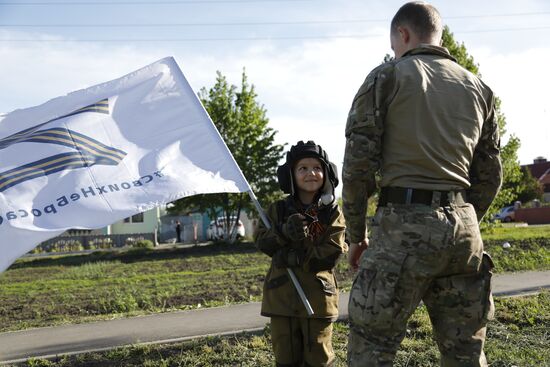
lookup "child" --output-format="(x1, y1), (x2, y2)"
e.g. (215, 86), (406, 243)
(255, 140), (347, 367)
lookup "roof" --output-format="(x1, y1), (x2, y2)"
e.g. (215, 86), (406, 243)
(524, 161), (550, 180)
(540, 169), (550, 185)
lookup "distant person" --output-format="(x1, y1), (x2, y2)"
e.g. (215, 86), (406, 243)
(342, 2), (502, 366)
(175, 220), (182, 243)
(255, 141), (347, 366)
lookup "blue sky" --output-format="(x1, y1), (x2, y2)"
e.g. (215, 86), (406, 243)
(1, 0), (549, 188)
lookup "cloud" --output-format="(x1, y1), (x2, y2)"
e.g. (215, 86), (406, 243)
(474, 46), (550, 163)
(2, 26), (548, 186)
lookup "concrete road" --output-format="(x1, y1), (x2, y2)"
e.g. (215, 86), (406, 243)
(0, 270), (549, 365)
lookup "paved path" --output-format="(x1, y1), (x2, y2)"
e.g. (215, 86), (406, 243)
(1, 270), (549, 365)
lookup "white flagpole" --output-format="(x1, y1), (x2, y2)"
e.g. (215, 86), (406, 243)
(247, 189), (314, 317)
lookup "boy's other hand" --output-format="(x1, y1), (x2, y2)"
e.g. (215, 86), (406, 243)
(282, 213), (308, 241)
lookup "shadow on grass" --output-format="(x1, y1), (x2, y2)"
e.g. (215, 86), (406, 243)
(10, 241), (259, 270)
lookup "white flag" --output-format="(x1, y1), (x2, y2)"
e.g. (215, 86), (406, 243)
(0, 57), (251, 272)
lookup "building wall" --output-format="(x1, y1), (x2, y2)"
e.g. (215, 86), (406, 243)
(110, 207), (160, 235)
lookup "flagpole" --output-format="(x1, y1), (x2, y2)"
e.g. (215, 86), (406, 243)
(247, 190), (314, 317)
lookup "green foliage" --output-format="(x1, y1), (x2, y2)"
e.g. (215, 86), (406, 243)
(482, 224), (550, 241)
(484, 238), (550, 273)
(516, 167), (544, 203)
(2, 236), (548, 333)
(20, 293), (550, 366)
(169, 70), (285, 233)
(441, 26), (479, 75)
(132, 240), (154, 249)
(441, 27), (524, 222)
(32, 239), (83, 254)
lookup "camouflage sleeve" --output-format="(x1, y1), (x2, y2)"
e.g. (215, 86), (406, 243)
(467, 94), (502, 221)
(342, 63), (395, 243)
(302, 205), (347, 272)
(253, 201), (289, 257)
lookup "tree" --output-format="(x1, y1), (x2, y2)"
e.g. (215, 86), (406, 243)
(516, 167), (544, 203)
(169, 70), (285, 240)
(441, 26), (524, 222)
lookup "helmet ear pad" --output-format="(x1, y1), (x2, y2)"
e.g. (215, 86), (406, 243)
(277, 161), (293, 194)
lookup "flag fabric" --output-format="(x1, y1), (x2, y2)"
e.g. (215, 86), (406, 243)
(0, 57), (251, 273)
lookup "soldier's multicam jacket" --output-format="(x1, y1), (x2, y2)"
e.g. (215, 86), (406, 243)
(255, 197), (347, 320)
(343, 45), (502, 243)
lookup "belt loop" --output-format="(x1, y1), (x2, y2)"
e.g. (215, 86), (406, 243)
(448, 191), (455, 206)
(431, 191), (441, 208)
(405, 188), (413, 205)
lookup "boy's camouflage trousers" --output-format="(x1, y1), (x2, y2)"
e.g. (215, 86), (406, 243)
(348, 203), (494, 367)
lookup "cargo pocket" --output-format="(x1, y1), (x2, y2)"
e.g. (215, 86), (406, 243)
(480, 252), (495, 323)
(348, 250), (408, 332)
(316, 273), (337, 296)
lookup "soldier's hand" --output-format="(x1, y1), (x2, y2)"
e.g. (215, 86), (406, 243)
(282, 213), (308, 241)
(348, 239), (369, 271)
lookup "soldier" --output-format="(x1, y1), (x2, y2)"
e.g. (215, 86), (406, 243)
(255, 141), (347, 367)
(342, 2), (502, 366)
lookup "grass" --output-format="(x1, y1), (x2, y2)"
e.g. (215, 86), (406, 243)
(481, 223), (550, 241)
(14, 292), (550, 367)
(1, 236), (549, 333)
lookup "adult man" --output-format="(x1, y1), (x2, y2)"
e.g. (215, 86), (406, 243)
(342, 2), (502, 366)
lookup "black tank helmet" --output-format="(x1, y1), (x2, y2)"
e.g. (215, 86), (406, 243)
(277, 140), (339, 205)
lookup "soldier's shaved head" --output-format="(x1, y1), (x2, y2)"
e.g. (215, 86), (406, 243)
(391, 1), (442, 44)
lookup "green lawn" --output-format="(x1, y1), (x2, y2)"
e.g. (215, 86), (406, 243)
(0, 236), (548, 333)
(482, 223), (550, 241)
(19, 292), (550, 367)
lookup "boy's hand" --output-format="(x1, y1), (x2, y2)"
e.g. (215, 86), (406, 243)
(282, 213), (308, 241)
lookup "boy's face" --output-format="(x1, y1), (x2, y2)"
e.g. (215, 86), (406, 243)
(293, 157), (324, 195)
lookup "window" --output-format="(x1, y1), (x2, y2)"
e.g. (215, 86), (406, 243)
(124, 212), (144, 223)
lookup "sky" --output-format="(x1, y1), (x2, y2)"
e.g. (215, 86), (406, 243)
(1, 0), (549, 197)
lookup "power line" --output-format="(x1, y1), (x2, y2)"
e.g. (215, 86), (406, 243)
(1, 11), (550, 27)
(0, 0), (310, 4)
(1, 26), (549, 42)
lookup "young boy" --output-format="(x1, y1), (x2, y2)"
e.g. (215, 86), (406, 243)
(255, 140), (347, 367)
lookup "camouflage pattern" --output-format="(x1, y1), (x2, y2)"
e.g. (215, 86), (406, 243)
(342, 45), (502, 243)
(343, 45), (501, 366)
(271, 316), (335, 367)
(348, 203), (494, 366)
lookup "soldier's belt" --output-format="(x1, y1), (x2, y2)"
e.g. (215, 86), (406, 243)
(379, 187), (466, 207)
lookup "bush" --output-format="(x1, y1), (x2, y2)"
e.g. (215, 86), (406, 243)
(132, 240), (154, 249)
(86, 237), (114, 250)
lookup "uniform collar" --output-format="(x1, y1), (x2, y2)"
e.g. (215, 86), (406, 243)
(402, 44), (457, 62)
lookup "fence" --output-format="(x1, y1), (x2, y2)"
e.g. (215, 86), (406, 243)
(515, 207), (550, 225)
(33, 233), (156, 254)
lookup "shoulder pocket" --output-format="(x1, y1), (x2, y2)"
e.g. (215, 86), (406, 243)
(347, 76), (378, 135)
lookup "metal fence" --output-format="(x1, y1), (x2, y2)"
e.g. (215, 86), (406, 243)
(34, 233), (156, 254)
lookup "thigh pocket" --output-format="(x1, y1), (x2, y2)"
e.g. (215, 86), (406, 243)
(348, 251), (408, 331)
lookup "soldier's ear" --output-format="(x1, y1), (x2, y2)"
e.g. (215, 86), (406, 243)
(397, 26), (410, 44)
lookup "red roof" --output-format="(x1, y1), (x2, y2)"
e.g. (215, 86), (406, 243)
(524, 161), (550, 180)
(540, 169), (550, 185)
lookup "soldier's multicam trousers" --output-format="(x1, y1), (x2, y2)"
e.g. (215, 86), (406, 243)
(271, 316), (335, 367)
(348, 202), (494, 367)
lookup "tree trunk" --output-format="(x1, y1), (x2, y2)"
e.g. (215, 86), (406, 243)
(229, 195), (244, 244)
